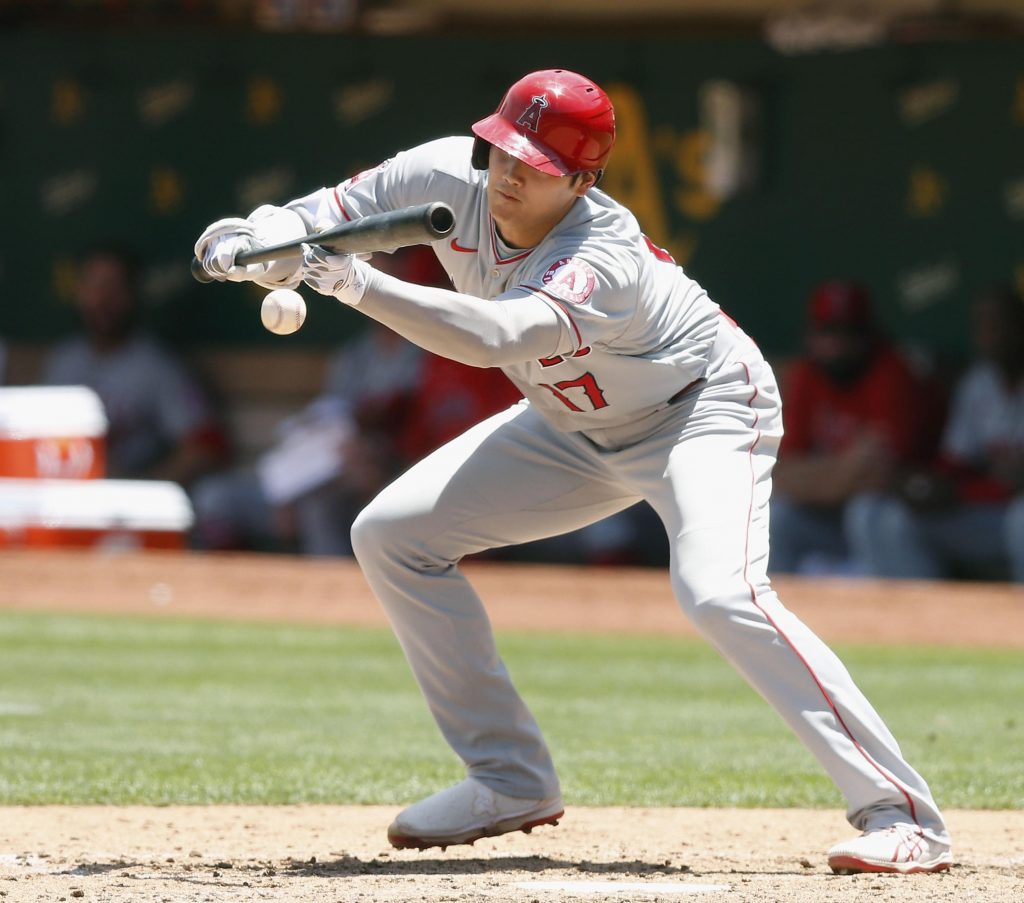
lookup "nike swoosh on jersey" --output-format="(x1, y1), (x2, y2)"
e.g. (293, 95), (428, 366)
(450, 237), (478, 253)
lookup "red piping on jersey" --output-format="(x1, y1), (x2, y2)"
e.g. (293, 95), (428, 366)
(450, 237), (478, 253)
(488, 217), (533, 264)
(535, 289), (583, 348)
(332, 187), (353, 222)
(737, 361), (922, 829)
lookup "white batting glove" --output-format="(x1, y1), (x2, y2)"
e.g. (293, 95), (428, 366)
(301, 243), (370, 306)
(248, 205), (309, 289)
(193, 217), (261, 282)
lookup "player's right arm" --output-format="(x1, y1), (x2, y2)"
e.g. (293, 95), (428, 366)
(193, 139), (461, 286)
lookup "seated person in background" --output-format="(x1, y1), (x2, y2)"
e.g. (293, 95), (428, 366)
(267, 320), (424, 556)
(193, 247), (521, 556)
(769, 281), (936, 575)
(398, 351), (523, 465)
(44, 246), (228, 487)
(851, 287), (1024, 581)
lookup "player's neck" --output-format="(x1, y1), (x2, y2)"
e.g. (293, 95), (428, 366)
(493, 200), (577, 250)
(492, 221), (534, 252)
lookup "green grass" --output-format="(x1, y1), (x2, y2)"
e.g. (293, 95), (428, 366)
(0, 611), (1019, 808)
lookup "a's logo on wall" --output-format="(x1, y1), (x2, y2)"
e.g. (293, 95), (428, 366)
(516, 94), (549, 133)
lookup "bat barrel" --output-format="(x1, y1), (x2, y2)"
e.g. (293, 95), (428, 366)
(426, 201), (455, 236)
(190, 202), (455, 283)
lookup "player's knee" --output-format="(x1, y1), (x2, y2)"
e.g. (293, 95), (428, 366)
(350, 503), (393, 568)
(350, 499), (446, 572)
(670, 569), (734, 628)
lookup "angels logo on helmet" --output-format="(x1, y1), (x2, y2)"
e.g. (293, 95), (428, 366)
(516, 95), (549, 133)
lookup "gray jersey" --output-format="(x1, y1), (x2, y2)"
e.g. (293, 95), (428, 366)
(292, 137), (723, 435)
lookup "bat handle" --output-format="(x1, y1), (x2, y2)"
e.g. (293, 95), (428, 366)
(190, 256), (215, 284)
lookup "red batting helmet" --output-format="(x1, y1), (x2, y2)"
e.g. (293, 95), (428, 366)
(471, 69), (616, 178)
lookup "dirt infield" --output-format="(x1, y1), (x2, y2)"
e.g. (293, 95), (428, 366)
(1, 549), (1022, 901)
(1, 806), (1021, 902)
(2, 548), (1023, 646)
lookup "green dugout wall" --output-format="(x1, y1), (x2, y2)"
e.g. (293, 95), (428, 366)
(1, 29), (1022, 358)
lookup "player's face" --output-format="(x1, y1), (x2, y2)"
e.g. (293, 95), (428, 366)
(486, 146), (595, 249)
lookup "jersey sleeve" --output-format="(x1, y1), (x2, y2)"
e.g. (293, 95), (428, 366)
(330, 137), (470, 223)
(279, 137), (472, 239)
(501, 253), (637, 357)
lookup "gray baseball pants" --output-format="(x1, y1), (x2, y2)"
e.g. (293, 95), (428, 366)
(350, 355), (950, 843)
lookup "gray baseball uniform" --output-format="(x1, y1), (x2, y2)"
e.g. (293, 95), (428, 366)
(283, 137), (949, 844)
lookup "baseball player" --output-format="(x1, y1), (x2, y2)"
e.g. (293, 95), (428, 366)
(195, 69), (951, 874)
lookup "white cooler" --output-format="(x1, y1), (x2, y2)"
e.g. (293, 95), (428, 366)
(0, 478), (193, 550)
(0, 386), (107, 479)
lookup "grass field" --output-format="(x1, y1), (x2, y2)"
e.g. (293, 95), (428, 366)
(0, 611), (1020, 809)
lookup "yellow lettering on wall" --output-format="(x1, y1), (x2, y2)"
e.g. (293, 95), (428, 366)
(248, 77), (282, 125)
(597, 86), (704, 266)
(907, 165), (947, 217)
(151, 167), (184, 214)
(668, 232), (699, 268)
(601, 83), (670, 244)
(53, 258), (77, 304)
(52, 79), (83, 125)
(675, 130), (721, 221)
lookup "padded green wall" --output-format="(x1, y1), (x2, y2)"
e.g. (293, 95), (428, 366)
(1, 29), (1021, 357)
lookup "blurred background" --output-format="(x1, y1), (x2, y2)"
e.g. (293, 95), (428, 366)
(1, 0), (1023, 577)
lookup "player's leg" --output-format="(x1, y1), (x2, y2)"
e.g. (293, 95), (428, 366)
(612, 366), (950, 872)
(350, 402), (637, 846)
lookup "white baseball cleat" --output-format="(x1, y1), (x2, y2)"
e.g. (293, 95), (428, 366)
(387, 777), (564, 850)
(827, 823), (952, 874)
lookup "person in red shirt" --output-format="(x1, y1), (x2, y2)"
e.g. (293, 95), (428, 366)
(398, 353), (522, 463)
(769, 282), (936, 574)
(851, 286), (1024, 580)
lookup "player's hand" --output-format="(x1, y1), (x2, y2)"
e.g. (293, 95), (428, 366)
(194, 217), (262, 283)
(247, 205), (308, 289)
(301, 242), (370, 306)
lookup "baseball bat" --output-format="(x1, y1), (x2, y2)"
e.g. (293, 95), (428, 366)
(190, 201), (456, 284)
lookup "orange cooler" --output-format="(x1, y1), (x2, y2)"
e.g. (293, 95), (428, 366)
(0, 386), (107, 479)
(0, 478), (193, 550)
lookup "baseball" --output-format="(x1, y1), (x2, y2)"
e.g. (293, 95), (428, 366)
(260, 289), (307, 336)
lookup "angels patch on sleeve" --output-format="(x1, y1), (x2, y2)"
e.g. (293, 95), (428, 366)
(541, 257), (597, 305)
